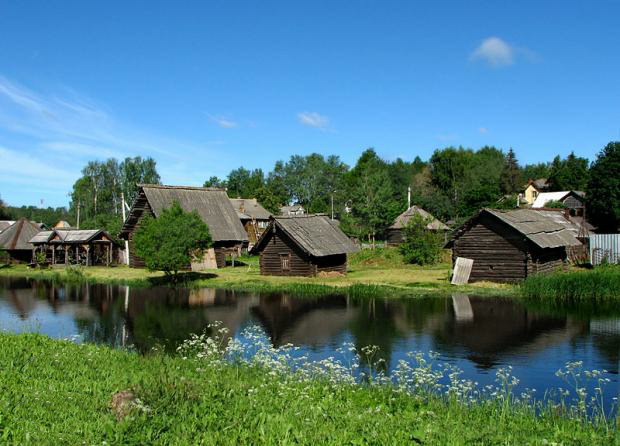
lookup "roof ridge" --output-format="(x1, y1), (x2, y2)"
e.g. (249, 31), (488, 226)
(139, 184), (226, 192)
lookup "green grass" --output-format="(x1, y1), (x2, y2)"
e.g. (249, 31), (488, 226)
(0, 332), (616, 445)
(0, 249), (516, 298)
(521, 265), (620, 304)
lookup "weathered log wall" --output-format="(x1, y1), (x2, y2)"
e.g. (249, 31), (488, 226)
(259, 229), (314, 276)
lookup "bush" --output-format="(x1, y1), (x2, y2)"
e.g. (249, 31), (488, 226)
(133, 201), (213, 282)
(399, 214), (443, 265)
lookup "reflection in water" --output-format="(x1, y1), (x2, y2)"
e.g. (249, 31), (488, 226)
(1, 277), (619, 403)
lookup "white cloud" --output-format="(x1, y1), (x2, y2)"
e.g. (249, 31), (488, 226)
(206, 113), (238, 128)
(297, 111), (329, 130)
(437, 133), (458, 142)
(479, 127), (489, 134)
(470, 37), (514, 67)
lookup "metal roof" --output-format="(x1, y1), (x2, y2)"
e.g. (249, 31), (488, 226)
(389, 206), (449, 230)
(254, 214), (359, 257)
(229, 198), (271, 220)
(140, 185), (248, 242)
(0, 218), (41, 250)
(484, 209), (582, 249)
(532, 191), (584, 208)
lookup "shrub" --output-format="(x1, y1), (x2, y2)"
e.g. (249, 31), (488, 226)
(399, 214), (443, 265)
(133, 201), (213, 282)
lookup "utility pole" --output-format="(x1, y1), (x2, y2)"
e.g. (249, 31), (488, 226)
(76, 199), (81, 229)
(331, 193), (334, 220)
(121, 192), (130, 265)
(407, 186), (411, 209)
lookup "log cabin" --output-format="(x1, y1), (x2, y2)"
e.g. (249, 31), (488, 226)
(0, 218), (42, 263)
(251, 214), (359, 277)
(229, 198), (271, 249)
(119, 185), (248, 269)
(385, 205), (449, 246)
(446, 209), (582, 283)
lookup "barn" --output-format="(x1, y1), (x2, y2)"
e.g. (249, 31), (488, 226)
(119, 185), (248, 269)
(251, 214), (359, 277)
(0, 218), (42, 263)
(386, 205), (449, 246)
(446, 209), (581, 283)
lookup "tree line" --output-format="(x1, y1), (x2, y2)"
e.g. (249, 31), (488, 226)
(3, 141), (618, 236)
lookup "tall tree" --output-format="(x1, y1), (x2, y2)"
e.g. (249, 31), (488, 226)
(501, 148), (520, 194)
(547, 152), (590, 191)
(586, 142), (620, 232)
(203, 176), (227, 189)
(0, 195), (9, 220)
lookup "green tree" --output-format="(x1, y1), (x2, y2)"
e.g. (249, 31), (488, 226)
(548, 152), (589, 191)
(133, 202), (213, 282)
(0, 196), (11, 219)
(254, 186), (281, 215)
(586, 142), (620, 232)
(501, 148), (520, 194)
(520, 162), (551, 185)
(544, 200), (567, 209)
(203, 176), (227, 189)
(399, 214), (443, 265)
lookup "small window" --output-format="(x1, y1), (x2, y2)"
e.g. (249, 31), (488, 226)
(280, 254), (291, 271)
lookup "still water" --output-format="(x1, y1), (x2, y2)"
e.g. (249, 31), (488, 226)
(1, 277), (619, 405)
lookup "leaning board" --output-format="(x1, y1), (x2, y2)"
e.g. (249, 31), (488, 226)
(451, 257), (474, 285)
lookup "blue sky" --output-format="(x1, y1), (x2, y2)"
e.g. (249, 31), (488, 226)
(1, 1), (619, 208)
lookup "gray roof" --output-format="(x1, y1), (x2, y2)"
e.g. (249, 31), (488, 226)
(0, 221), (15, 233)
(29, 230), (55, 244)
(483, 209), (581, 249)
(0, 218), (41, 250)
(229, 198), (271, 220)
(280, 205), (305, 215)
(532, 210), (591, 238)
(389, 206), (449, 230)
(256, 214), (359, 257)
(140, 185), (248, 242)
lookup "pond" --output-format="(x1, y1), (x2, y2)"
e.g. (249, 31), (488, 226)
(1, 276), (619, 409)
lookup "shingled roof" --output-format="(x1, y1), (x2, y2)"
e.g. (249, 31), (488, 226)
(229, 198), (271, 220)
(0, 218), (41, 251)
(389, 206), (449, 230)
(135, 185), (247, 242)
(449, 209), (581, 250)
(0, 221), (16, 233)
(254, 214), (359, 257)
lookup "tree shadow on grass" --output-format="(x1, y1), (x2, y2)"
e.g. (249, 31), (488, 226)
(146, 272), (219, 287)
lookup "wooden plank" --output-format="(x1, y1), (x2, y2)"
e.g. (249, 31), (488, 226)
(452, 294), (474, 322)
(451, 257), (474, 285)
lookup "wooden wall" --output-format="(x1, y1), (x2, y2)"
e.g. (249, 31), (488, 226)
(315, 254), (347, 274)
(259, 229), (314, 276)
(385, 229), (404, 246)
(124, 190), (156, 268)
(528, 247), (566, 275)
(452, 214), (528, 283)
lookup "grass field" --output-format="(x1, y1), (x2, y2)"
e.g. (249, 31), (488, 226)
(0, 248), (514, 297)
(0, 332), (616, 445)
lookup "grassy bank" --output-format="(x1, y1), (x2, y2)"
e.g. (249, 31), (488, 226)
(0, 249), (515, 297)
(521, 265), (620, 304)
(0, 332), (616, 445)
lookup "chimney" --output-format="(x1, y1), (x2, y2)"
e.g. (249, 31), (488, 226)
(407, 186), (411, 209)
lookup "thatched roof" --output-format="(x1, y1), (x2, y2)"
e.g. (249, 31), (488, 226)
(254, 214), (359, 257)
(138, 185), (247, 242)
(389, 206), (449, 230)
(0, 218), (41, 250)
(229, 198), (271, 220)
(448, 209), (581, 250)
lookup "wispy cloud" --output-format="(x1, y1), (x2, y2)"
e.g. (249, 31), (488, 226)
(479, 127), (489, 134)
(0, 76), (226, 206)
(297, 111), (329, 130)
(206, 113), (238, 129)
(470, 37), (514, 67)
(437, 132), (458, 142)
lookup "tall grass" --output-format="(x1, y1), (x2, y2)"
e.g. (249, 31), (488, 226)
(521, 266), (620, 302)
(0, 329), (616, 444)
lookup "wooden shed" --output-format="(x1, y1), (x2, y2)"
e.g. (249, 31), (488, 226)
(251, 214), (359, 277)
(119, 185), (248, 269)
(386, 205), (449, 246)
(30, 229), (122, 266)
(446, 209), (582, 283)
(229, 198), (271, 248)
(0, 218), (42, 263)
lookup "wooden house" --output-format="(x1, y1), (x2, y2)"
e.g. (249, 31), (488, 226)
(523, 178), (550, 205)
(54, 220), (72, 229)
(119, 185), (248, 269)
(229, 198), (271, 248)
(30, 229), (122, 266)
(386, 206), (449, 246)
(251, 214), (359, 277)
(446, 209), (581, 283)
(280, 205), (305, 216)
(532, 191), (585, 216)
(0, 218), (41, 263)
